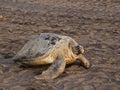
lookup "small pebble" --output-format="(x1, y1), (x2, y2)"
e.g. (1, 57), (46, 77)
(0, 15), (3, 19)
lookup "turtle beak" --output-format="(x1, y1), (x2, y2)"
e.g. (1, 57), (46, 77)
(79, 45), (84, 54)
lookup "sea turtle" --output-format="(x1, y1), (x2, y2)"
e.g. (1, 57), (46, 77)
(12, 33), (91, 79)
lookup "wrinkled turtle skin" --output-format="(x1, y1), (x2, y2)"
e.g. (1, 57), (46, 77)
(12, 33), (91, 80)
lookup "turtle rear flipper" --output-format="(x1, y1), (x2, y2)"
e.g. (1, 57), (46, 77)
(35, 54), (66, 80)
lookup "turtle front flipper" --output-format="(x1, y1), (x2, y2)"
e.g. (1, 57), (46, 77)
(35, 54), (66, 80)
(77, 54), (91, 69)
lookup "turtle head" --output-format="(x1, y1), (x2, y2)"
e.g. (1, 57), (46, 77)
(72, 45), (84, 55)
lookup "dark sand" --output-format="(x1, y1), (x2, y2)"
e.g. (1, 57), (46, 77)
(0, 0), (120, 90)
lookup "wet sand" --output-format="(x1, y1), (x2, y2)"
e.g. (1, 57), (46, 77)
(0, 0), (120, 90)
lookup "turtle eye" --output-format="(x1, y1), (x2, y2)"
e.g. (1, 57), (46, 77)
(72, 45), (81, 55)
(75, 45), (80, 49)
(71, 45), (84, 55)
